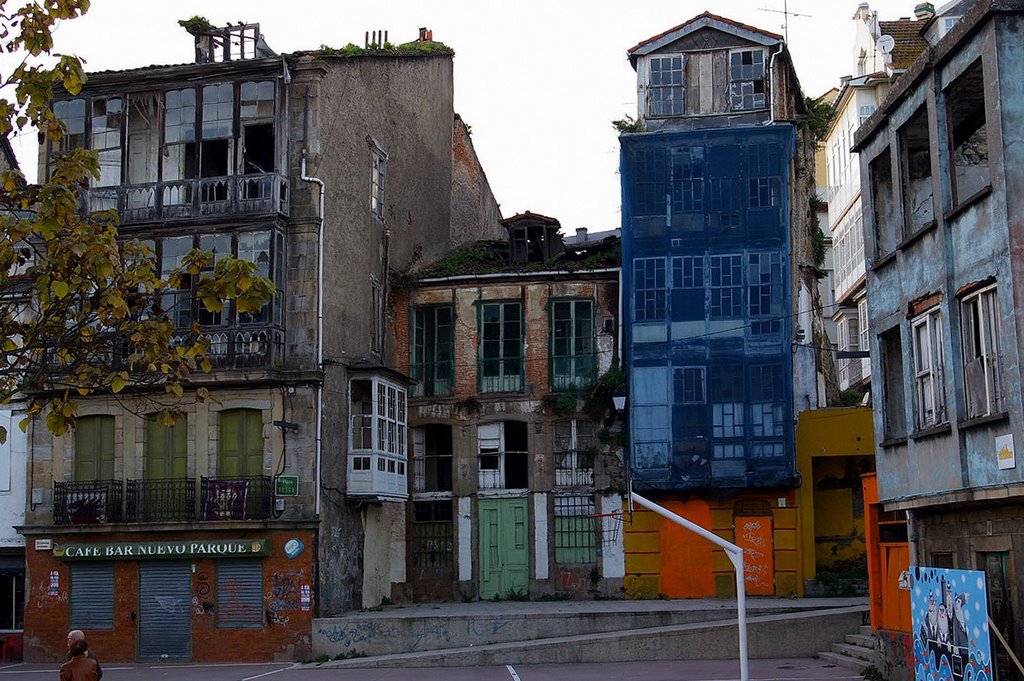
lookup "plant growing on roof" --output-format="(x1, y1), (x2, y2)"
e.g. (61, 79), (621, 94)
(178, 15), (216, 34)
(612, 115), (644, 133)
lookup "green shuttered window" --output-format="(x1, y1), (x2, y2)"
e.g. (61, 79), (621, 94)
(218, 409), (263, 477)
(74, 416), (114, 481)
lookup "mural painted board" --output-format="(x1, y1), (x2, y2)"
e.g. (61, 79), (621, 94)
(912, 566), (993, 681)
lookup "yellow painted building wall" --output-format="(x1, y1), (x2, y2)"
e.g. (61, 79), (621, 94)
(795, 407), (875, 582)
(622, 492), (802, 598)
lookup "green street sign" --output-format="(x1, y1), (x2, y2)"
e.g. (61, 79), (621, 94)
(275, 475), (299, 497)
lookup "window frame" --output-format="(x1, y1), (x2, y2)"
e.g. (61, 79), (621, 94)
(349, 376), (408, 458)
(646, 54), (686, 118)
(729, 48), (767, 112)
(411, 305), (455, 397)
(553, 495), (597, 565)
(370, 140), (388, 221)
(880, 327), (907, 440)
(945, 59), (991, 208)
(910, 307), (946, 429)
(632, 257), (667, 323)
(553, 419), (596, 487)
(897, 106), (935, 236)
(549, 298), (596, 393)
(478, 300), (524, 393)
(960, 285), (1003, 419)
(477, 421), (529, 490)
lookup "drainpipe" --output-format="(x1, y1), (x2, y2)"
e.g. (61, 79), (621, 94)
(906, 509), (917, 566)
(764, 44), (779, 127)
(301, 149), (325, 516)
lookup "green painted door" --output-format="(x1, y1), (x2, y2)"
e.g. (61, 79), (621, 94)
(145, 416), (187, 479)
(74, 416), (114, 481)
(218, 409), (263, 477)
(478, 498), (529, 599)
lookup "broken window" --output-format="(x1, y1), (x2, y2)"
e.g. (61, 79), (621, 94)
(90, 98), (122, 187)
(370, 141), (387, 221)
(961, 286), (1003, 418)
(126, 94), (160, 190)
(870, 148), (897, 257)
(159, 236), (193, 328)
(633, 257), (666, 322)
(730, 49), (766, 111)
(880, 327), (907, 439)
(163, 88), (197, 189)
(197, 234), (232, 327)
(631, 365), (671, 470)
(412, 425), (453, 493)
(711, 364), (744, 447)
(370, 277), (384, 354)
(553, 496), (596, 565)
(200, 83), (234, 182)
(477, 421), (528, 490)
(748, 177), (778, 208)
(412, 500), (453, 569)
(947, 60), (990, 205)
(749, 362), (784, 458)
(550, 299), (595, 392)
(899, 107), (934, 233)
(554, 420), (595, 487)
(237, 231), (271, 325)
(709, 254), (742, 319)
(648, 55), (685, 117)
(411, 305), (454, 397)
(479, 301), (523, 393)
(911, 307), (945, 429)
(240, 80), (275, 175)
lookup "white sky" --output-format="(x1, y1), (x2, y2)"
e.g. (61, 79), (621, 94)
(10, 0), (924, 232)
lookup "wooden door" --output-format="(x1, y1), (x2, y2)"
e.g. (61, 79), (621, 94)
(478, 498), (529, 599)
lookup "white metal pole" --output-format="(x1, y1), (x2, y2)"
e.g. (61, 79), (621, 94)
(630, 492), (749, 681)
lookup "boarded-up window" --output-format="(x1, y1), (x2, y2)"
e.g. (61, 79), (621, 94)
(216, 559), (262, 628)
(70, 562), (114, 630)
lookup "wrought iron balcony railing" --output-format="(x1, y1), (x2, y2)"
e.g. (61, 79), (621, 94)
(53, 480), (124, 524)
(125, 478), (197, 523)
(86, 173), (289, 225)
(200, 476), (273, 521)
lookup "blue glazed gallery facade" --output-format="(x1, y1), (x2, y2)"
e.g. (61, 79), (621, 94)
(621, 125), (798, 491)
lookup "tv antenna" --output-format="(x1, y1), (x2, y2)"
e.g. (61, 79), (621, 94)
(758, 0), (813, 44)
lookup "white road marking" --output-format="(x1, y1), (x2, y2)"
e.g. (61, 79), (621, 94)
(242, 666), (294, 681)
(506, 663), (522, 681)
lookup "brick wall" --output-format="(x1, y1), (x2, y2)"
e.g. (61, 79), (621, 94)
(24, 528), (314, 663)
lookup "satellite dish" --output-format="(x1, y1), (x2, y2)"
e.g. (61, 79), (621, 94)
(877, 35), (895, 54)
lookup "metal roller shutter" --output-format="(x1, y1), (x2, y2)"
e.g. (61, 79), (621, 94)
(216, 559), (263, 628)
(69, 562), (114, 630)
(138, 562), (191, 660)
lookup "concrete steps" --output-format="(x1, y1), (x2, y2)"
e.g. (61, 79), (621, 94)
(816, 624), (876, 673)
(312, 603), (869, 668)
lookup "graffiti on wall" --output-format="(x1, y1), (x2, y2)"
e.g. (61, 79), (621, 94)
(735, 517), (774, 595)
(193, 570), (213, 615)
(912, 567), (992, 681)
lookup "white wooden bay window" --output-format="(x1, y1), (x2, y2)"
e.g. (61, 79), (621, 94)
(348, 375), (408, 499)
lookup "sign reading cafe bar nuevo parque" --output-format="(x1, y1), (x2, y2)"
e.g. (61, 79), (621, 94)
(53, 538), (271, 560)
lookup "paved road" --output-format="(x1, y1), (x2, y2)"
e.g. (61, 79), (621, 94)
(0, 658), (862, 680)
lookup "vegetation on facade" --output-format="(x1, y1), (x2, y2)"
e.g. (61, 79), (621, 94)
(0, 0), (275, 438)
(177, 15), (216, 34)
(612, 115), (644, 133)
(317, 40), (454, 58)
(801, 94), (837, 145)
(407, 238), (620, 281)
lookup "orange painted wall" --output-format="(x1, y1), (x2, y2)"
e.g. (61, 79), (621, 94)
(659, 500), (715, 598)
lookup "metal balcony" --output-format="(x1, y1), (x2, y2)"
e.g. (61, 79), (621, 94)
(125, 478), (197, 523)
(86, 173), (288, 225)
(53, 480), (124, 524)
(200, 476), (273, 520)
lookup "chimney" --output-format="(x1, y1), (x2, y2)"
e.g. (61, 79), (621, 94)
(914, 2), (936, 20)
(576, 227), (588, 241)
(418, 26), (433, 42)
